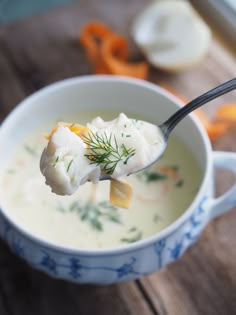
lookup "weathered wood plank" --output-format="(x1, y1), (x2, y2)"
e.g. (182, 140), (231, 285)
(0, 239), (154, 315)
(1, 1), (235, 116)
(0, 283), (11, 315)
(0, 48), (25, 120)
(139, 208), (236, 315)
(0, 0), (149, 98)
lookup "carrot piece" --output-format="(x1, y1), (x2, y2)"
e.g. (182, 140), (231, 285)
(214, 103), (236, 122)
(207, 122), (229, 141)
(44, 122), (89, 140)
(80, 22), (149, 79)
(101, 35), (148, 79)
(102, 34), (128, 61)
(189, 109), (230, 140)
(69, 124), (90, 137)
(94, 60), (111, 74)
(80, 22), (114, 62)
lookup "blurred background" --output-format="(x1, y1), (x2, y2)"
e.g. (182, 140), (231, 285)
(0, 0), (71, 24)
(0, 0), (235, 49)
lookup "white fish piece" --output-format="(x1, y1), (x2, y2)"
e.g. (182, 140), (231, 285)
(40, 126), (100, 195)
(40, 113), (165, 197)
(87, 113), (164, 178)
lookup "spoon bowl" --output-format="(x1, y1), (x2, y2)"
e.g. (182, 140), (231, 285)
(100, 77), (236, 180)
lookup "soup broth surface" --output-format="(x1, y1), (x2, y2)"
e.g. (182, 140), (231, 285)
(1, 111), (202, 249)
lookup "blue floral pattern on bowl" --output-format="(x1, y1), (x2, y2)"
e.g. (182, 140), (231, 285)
(0, 196), (209, 284)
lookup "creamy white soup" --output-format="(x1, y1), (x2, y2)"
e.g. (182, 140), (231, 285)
(1, 111), (202, 249)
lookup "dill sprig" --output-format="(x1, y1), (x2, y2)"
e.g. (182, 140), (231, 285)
(24, 144), (37, 156)
(68, 200), (122, 231)
(137, 169), (168, 182)
(67, 159), (74, 172)
(82, 131), (136, 175)
(121, 227), (143, 243)
(52, 156), (59, 167)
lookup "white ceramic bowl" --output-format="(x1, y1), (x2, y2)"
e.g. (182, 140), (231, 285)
(0, 76), (235, 284)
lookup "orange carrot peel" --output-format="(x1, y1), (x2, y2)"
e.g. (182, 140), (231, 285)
(80, 22), (149, 79)
(160, 84), (234, 141)
(44, 122), (89, 140)
(214, 103), (236, 122)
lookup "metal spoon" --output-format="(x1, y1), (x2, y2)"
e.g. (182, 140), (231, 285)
(100, 78), (236, 180)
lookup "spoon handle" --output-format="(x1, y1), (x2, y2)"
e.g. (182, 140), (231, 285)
(160, 78), (236, 139)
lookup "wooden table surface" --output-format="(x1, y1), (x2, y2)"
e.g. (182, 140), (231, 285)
(0, 1), (236, 314)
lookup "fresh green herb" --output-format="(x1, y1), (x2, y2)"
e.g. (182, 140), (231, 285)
(52, 156), (59, 167)
(24, 144), (37, 156)
(83, 132), (136, 175)
(61, 200), (122, 232)
(118, 143), (134, 165)
(153, 214), (162, 223)
(98, 201), (117, 210)
(90, 218), (103, 231)
(121, 229), (143, 243)
(96, 201), (122, 224)
(104, 213), (121, 224)
(57, 202), (66, 213)
(137, 170), (168, 183)
(146, 172), (167, 182)
(69, 201), (79, 212)
(175, 179), (184, 187)
(128, 226), (138, 232)
(7, 169), (15, 174)
(67, 159), (73, 172)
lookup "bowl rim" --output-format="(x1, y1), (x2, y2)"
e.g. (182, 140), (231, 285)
(0, 75), (212, 256)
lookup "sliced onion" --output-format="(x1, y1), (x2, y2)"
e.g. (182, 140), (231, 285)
(131, 0), (212, 72)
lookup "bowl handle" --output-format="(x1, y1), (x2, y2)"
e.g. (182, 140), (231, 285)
(207, 151), (236, 220)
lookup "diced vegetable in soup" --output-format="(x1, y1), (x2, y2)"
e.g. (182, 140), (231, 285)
(1, 112), (202, 249)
